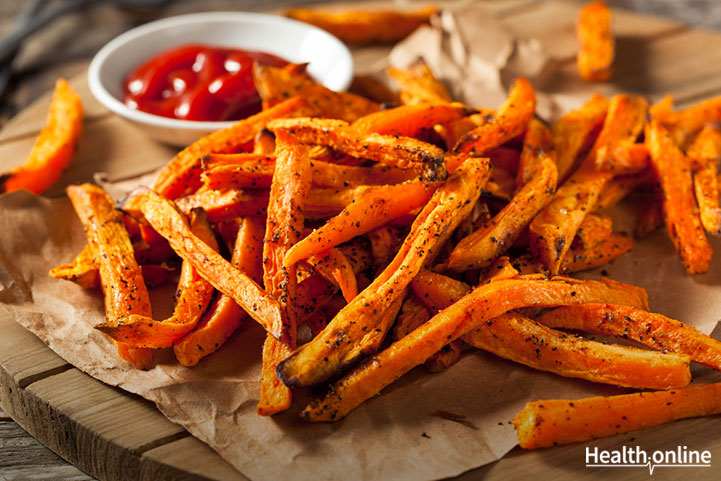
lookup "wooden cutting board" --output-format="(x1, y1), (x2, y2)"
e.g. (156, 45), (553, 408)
(2, 1), (721, 480)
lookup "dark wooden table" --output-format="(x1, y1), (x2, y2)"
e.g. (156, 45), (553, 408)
(1, 0), (720, 479)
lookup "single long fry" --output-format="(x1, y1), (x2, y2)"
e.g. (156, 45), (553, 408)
(1, 79), (83, 194)
(687, 124), (721, 235)
(67, 184), (153, 369)
(96, 209), (219, 348)
(594, 141), (649, 175)
(645, 119), (712, 274)
(351, 103), (471, 138)
(152, 97), (315, 199)
(464, 312), (689, 390)
(120, 189), (283, 338)
(593, 170), (650, 211)
(301, 277), (648, 421)
(455, 78), (536, 154)
(410, 270), (470, 313)
(530, 94), (647, 275)
(277, 157), (490, 388)
(259, 130), (313, 416)
(268, 117), (447, 180)
(576, 1), (614, 81)
(552, 93), (608, 182)
(285, 6), (437, 45)
(49, 243), (99, 289)
(387, 59), (452, 105)
(447, 144), (557, 271)
(202, 153), (415, 190)
(514, 383), (721, 449)
(538, 303), (721, 371)
(284, 179), (439, 267)
(174, 216), (265, 367)
(253, 63), (378, 122)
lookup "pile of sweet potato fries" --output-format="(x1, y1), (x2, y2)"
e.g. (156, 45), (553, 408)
(43, 5), (721, 451)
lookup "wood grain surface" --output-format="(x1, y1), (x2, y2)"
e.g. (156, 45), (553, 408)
(1, 1), (721, 480)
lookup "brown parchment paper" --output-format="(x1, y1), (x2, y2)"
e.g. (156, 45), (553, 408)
(2, 4), (721, 481)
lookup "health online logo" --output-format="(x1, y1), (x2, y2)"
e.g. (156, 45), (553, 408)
(586, 446), (711, 475)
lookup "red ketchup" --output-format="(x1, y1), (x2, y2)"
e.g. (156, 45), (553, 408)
(123, 44), (289, 121)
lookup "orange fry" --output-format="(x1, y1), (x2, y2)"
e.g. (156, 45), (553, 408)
(594, 141), (649, 175)
(561, 231), (632, 273)
(285, 5), (437, 45)
(305, 247), (358, 302)
(514, 383), (721, 448)
(645, 119), (712, 274)
(259, 130), (313, 415)
(465, 312), (689, 390)
(284, 179), (439, 267)
(351, 103), (471, 138)
(538, 303), (721, 371)
(1, 78), (83, 194)
(517, 118), (555, 187)
(49, 243), (99, 289)
(67, 184), (153, 369)
(455, 77), (536, 154)
(268, 117), (447, 180)
(687, 124), (721, 235)
(576, 1), (614, 81)
(253, 63), (379, 122)
(387, 59), (452, 105)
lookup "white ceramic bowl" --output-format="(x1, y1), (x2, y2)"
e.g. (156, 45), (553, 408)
(88, 12), (353, 146)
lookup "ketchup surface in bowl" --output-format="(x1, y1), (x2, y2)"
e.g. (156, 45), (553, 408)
(123, 44), (289, 121)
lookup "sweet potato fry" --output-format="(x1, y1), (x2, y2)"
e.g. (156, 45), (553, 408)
(277, 157), (490, 388)
(152, 97), (315, 199)
(202, 153), (416, 190)
(410, 270), (470, 314)
(465, 312), (689, 390)
(305, 247), (358, 302)
(479, 256), (520, 284)
(258, 130), (313, 415)
(517, 118), (555, 187)
(284, 179), (439, 267)
(576, 1), (614, 81)
(301, 277), (648, 421)
(387, 59), (452, 105)
(1, 79), (82, 194)
(687, 124), (721, 235)
(174, 216), (265, 367)
(392, 293), (430, 341)
(49, 243), (99, 288)
(530, 94), (647, 275)
(285, 5), (437, 45)
(96, 209), (219, 348)
(367, 226), (405, 271)
(514, 383), (721, 448)
(268, 117), (447, 180)
(594, 141), (649, 175)
(351, 103), (471, 138)
(120, 189), (283, 338)
(176, 188), (269, 222)
(572, 213), (612, 250)
(645, 119), (712, 274)
(66, 184), (153, 369)
(253, 63), (379, 122)
(552, 93), (608, 182)
(455, 78), (536, 154)
(483, 165), (517, 200)
(538, 303), (721, 371)
(447, 145), (557, 271)
(349, 75), (400, 105)
(561, 232), (632, 273)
